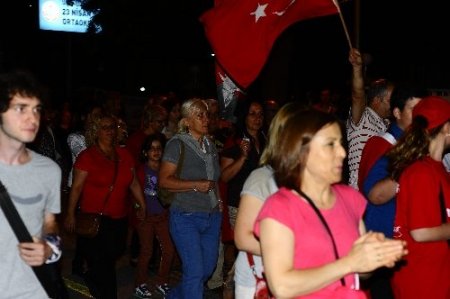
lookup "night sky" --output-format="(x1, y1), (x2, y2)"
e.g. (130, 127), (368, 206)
(1, 0), (449, 105)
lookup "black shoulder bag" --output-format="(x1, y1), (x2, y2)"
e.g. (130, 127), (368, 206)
(298, 190), (346, 286)
(298, 190), (366, 298)
(0, 180), (68, 299)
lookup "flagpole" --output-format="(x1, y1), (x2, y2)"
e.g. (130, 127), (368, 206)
(332, 0), (353, 50)
(354, 0), (360, 49)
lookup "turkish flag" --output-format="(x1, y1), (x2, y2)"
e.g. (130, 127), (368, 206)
(200, 0), (339, 89)
(215, 63), (245, 122)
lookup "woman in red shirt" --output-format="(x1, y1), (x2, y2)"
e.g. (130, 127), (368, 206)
(65, 112), (146, 299)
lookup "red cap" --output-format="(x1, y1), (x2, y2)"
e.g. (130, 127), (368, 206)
(412, 96), (450, 130)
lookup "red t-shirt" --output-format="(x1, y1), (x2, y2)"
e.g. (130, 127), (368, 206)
(392, 157), (450, 299)
(75, 146), (135, 218)
(357, 135), (392, 190)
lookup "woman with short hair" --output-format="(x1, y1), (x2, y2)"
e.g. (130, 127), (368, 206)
(65, 113), (146, 299)
(159, 98), (222, 299)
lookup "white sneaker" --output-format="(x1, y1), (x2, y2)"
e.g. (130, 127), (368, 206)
(156, 283), (171, 296)
(134, 284), (152, 298)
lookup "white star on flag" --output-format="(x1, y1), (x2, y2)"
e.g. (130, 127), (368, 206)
(250, 3), (268, 23)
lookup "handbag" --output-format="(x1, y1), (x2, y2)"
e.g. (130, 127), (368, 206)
(74, 212), (102, 238)
(247, 252), (271, 299)
(0, 181), (68, 299)
(75, 157), (119, 238)
(157, 141), (185, 207)
(299, 190), (366, 299)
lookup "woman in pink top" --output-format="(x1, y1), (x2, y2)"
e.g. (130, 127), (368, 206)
(254, 110), (407, 299)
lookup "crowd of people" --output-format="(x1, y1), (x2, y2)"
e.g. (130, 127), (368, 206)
(0, 46), (449, 299)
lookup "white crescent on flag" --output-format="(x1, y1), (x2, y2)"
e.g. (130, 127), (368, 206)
(273, 0), (297, 16)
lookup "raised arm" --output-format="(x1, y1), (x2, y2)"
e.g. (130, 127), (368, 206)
(349, 48), (366, 124)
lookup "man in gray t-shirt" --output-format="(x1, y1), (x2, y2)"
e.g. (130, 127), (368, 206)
(0, 71), (61, 299)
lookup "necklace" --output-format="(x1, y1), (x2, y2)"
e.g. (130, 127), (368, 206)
(189, 133), (207, 153)
(200, 138), (206, 153)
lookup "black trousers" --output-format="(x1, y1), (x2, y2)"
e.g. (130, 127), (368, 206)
(79, 216), (128, 299)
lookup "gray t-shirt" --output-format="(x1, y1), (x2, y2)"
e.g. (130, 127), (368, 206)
(162, 134), (221, 213)
(234, 165), (277, 287)
(0, 150), (61, 299)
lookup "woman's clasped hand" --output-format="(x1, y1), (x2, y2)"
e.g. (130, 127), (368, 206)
(344, 231), (407, 273)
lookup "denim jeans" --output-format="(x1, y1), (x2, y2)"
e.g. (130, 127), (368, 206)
(167, 209), (222, 299)
(207, 240), (224, 289)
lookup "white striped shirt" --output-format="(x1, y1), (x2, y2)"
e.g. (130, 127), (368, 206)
(346, 107), (389, 189)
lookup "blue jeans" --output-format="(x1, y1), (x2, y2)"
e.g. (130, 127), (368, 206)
(167, 209), (222, 299)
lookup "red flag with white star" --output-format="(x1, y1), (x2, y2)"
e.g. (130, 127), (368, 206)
(215, 63), (245, 122)
(201, 0), (338, 89)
